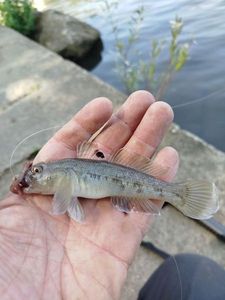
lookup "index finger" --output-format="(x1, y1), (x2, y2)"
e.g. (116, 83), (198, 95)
(34, 97), (113, 163)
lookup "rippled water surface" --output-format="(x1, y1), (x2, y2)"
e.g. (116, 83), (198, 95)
(35, 0), (225, 151)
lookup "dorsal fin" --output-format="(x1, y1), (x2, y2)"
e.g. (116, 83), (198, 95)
(77, 142), (167, 179)
(109, 148), (167, 179)
(76, 119), (112, 159)
(76, 141), (107, 160)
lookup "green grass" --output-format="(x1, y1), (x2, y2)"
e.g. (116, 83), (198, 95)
(0, 0), (36, 36)
(103, 1), (191, 98)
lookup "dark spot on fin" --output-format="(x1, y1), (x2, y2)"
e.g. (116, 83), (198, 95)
(76, 141), (106, 160)
(95, 150), (105, 159)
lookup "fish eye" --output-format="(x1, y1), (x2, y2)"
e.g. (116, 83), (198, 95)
(32, 166), (43, 174)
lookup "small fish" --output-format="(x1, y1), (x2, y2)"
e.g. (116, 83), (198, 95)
(10, 141), (219, 222)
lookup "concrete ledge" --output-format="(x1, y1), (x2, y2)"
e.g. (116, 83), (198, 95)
(0, 26), (125, 175)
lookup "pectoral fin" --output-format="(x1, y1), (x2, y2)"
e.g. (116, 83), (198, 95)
(51, 177), (86, 222)
(52, 178), (73, 215)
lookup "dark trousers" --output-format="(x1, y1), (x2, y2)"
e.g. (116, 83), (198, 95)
(138, 254), (225, 300)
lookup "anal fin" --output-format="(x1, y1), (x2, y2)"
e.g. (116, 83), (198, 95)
(111, 196), (160, 215)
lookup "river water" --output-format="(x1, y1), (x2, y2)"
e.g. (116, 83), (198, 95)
(34, 0), (225, 151)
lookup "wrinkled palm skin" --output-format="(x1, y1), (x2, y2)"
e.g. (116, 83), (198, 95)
(0, 91), (178, 300)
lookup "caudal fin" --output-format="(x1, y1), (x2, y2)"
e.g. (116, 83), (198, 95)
(171, 181), (219, 220)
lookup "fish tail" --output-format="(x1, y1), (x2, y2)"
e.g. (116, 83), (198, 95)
(168, 181), (219, 220)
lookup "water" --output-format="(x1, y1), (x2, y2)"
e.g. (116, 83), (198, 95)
(34, 0), (225, 151)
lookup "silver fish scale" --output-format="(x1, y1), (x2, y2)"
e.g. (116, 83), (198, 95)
(47, 158), (175, 200)
(22, 157), (219, 220)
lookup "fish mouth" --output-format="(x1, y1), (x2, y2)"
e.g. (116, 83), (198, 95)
(10, 174), (30, 194)
(10, 162), (33, 195)
(19, 176), (30, 188)
(18, 168), (33, 190)
(20, 178), (35, 194)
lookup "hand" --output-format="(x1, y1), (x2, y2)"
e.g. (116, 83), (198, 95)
(0, 91), (178, 300)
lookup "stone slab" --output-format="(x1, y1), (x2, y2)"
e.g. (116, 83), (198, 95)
(0, 26), (125, 175)
(35, 9), (101, 59)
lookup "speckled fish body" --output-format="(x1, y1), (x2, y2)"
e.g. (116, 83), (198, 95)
(14, 148), (219, 224)
(24, 158), (174, 200)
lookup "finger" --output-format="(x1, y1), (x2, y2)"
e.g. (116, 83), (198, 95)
(125, 101), (174, 158)
(35, 97), (113, 162)
(93, 91), (155, 155)
(153, 146), (179, 182)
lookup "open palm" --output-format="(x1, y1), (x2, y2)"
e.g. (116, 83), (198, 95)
(1, 91), (178, 300)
